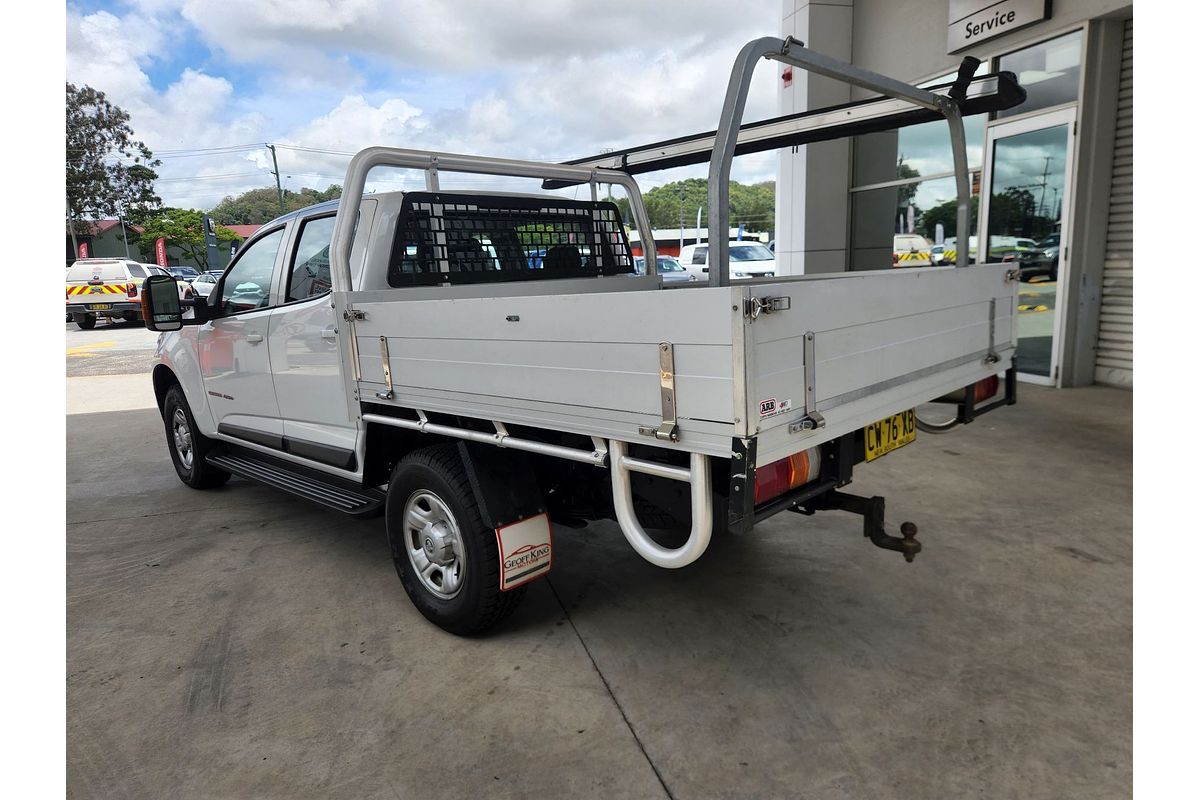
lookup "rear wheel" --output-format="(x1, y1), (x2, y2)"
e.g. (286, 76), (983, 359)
(386, 444), (526, 635)
(163, 385), (230, 489)
(75, 313), (96, 330)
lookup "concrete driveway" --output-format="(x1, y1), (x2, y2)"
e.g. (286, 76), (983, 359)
(67, 381), (1131, 799)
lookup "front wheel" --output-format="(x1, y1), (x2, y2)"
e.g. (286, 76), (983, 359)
(162, 385), (230, 489)
(386, 444), (526, 635)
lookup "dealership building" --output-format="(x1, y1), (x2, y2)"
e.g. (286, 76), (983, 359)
(775, 0), (1133, 387)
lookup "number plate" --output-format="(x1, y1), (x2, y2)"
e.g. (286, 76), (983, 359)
(86, 303), (112, 311)
(864, 409), (916, 462)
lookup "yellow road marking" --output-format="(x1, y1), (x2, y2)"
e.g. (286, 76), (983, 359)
(67, 342), (116, 357)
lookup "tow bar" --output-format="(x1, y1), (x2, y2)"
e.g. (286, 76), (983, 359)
(799, 490), (922, 563)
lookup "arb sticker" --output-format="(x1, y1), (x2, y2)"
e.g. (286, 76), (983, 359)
(495, 513), (552, 591)
(759, 398), (793, 418)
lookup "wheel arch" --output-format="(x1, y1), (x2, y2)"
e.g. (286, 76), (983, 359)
(152, 364), (180, 416)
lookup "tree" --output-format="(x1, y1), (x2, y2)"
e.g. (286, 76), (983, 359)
(136, 208), (242, 271)
(614, 178), (776, 232)
(209, 184), (344, 225)
(66, 83), (161, 226)
(896, 157), (920, 210)
(918, 195), (979, 241)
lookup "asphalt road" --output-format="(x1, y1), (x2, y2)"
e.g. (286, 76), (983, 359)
(66, 377), (1132, 799)
(66, 319), (159, 377)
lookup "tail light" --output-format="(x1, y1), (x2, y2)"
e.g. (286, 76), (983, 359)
(126, 282), (137, 297)
(933, 375), (1002, 404)
(754, 446), (821, 505)
(184, 285), (193, 299)
(975, 375), (1000, 403)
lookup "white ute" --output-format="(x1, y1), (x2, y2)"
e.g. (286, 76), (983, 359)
(141, 39), (1025, 634)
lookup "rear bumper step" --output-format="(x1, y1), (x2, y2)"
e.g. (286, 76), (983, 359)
(207, 453), (384, 516)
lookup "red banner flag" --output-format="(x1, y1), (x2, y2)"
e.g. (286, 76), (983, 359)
(78, 242), (88, 259)
(155, 238), (168, 267)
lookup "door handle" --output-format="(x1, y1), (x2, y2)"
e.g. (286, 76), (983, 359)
(246, 333), (264, 344)
(321, 327), (337, 340)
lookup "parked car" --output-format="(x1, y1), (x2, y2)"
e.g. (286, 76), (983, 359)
(144, 265), (193, 303)
(65, 258), (161, 329)
(187, 270), (222, 299)
(677, 241), (776, 280)
(167, 266), (200, 283)
(1016, 233), (1060, 281)
(633, 255), (695, 283)
(893, 233), (932, 267)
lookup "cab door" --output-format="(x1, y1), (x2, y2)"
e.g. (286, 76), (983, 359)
(267, 202), (375, 472)
(199, 226), (288, 448)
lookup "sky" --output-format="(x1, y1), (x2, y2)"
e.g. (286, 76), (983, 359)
(65, 0), (786, 212)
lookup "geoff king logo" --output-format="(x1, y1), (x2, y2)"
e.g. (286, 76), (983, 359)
(504, 543), (551, 572)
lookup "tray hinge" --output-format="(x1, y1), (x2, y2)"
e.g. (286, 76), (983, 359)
(789, 330), (825, 433)
(984, 297), (1000, 365)
(376, 335), (394, 400)
(342, 307), (365, 381)
(639, 341), (679, 442)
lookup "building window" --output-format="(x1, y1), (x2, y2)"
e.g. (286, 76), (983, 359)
(996, 30), (1083, 119)
(848, 83), (984, 270)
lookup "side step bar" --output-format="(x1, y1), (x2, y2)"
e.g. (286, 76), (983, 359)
(207, 452), (385, 517)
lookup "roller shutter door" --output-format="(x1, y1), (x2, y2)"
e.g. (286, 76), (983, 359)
(1095, 19), (1133, 386)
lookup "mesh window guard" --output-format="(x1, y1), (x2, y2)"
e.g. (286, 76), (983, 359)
(388, 192), (634, 287)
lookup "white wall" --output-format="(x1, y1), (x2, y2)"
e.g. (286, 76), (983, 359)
(775, 1), (854, 275)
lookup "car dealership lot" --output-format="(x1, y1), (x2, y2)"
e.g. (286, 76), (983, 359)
(66, 375), (1130, 799)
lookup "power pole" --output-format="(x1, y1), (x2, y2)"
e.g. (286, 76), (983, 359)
(66, 190), (79, 261)
(679, 185), (685, 254)
(267, 144), (285, 215)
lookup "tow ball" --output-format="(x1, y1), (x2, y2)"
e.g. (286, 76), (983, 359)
(798, 490), (922, 563)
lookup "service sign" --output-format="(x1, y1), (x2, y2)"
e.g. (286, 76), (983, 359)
(947, 0), (1048, 53)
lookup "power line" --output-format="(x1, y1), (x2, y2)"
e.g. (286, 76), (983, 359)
(155, 171), (269, 183)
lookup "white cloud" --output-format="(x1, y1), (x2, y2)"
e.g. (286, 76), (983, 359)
(67, 0), (785, 211)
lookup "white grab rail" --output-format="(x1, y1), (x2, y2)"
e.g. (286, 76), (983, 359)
(609, 439), (713, 569)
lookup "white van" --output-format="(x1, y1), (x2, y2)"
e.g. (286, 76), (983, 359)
(677, 241), (776, 280)
(892, 233), (932, 267)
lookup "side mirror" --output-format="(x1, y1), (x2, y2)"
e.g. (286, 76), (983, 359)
(192, 293), (210, 322)
(141, 274), (182, 331)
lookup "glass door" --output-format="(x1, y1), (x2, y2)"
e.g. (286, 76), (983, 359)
(978, 107), (1076, 384)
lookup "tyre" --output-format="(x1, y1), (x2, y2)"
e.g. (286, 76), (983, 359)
(162, 385), (230, 489)
(123, 311), (142, 324)
(386, 444), (526, 635)
(75, 313), (96, 330)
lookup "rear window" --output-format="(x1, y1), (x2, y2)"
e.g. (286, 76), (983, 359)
(387, 192), (634, 288)
(728, 245), (774, 261)
(67, 261), (128, 281)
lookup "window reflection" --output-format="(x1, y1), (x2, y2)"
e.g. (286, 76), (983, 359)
(997, 30), (1082, 119)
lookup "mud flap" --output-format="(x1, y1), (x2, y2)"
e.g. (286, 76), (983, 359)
(496, 513), (553, 590)
(455, 442), (552, 590)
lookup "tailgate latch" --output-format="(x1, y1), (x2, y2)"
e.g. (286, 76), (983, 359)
(744, 295), (790, 320)
(638, 342), (679, 442)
